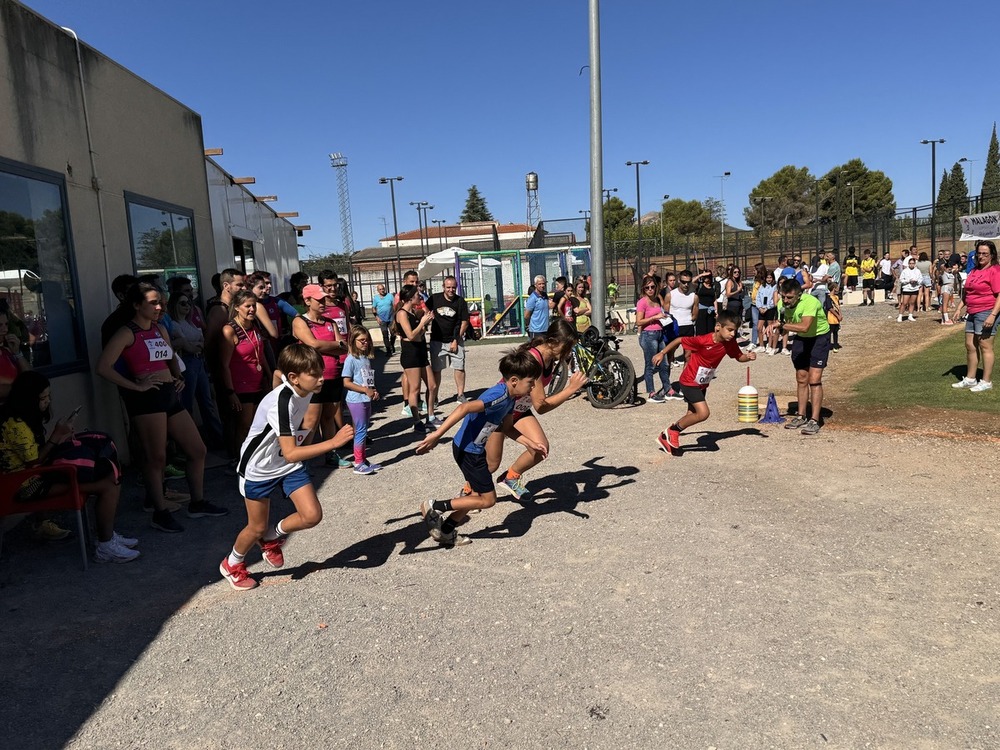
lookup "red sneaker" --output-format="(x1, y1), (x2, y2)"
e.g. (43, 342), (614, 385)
(656, 432), (672, 454)
(259, 537), (286, 568)
(220, 558), (258, 590)
(666, 427), (681, 449)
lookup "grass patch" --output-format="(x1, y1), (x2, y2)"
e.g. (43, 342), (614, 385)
(853, 330), (998, 412)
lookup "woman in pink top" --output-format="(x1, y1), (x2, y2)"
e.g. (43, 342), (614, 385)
(952, 240), (1000, 393)
(220, 290), (272, 454)
(97, 283), (221, 533)
(635, 275), (671, 403)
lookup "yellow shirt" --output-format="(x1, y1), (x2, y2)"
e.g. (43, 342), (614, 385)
(861, 257), (876, 280)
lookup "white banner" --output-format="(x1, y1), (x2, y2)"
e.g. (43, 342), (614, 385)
(959, 211), (1000, 241)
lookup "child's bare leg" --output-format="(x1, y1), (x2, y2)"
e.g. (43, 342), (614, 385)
(447, 489), (498, 525)
(233, 498), (271, 555)
(278, 484), (323, 533)
(675, 401), (710, 432)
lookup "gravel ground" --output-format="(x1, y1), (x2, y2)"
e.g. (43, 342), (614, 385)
(1, 329), (998, 750)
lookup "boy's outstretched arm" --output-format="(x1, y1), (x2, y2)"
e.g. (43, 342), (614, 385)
(415, 400), (483, 454)
(651, 337), (683, 367)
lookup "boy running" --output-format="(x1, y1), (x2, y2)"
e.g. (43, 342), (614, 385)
(220, 344), (353, 590)
(415, 349), (542, 547)
(653, 310), (756, 455)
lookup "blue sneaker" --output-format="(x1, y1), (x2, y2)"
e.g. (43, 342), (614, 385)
(647, 390), (666, 404)
(401, 404), (413, 418)
(419, 400), (428, 416)
(353, 462), (377, 476)
(496, 473), (532, 502)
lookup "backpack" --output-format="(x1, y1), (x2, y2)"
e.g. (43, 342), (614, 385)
(48, 430), (121, 485)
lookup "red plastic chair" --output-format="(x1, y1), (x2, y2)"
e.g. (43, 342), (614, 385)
(0, 465), (90, 570)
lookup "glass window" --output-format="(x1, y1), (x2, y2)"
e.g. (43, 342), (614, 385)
(125, 196), (200, 299)
(0, 161), (85, 369)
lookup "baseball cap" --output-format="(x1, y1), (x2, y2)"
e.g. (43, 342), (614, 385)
(302, 284), (325, 300)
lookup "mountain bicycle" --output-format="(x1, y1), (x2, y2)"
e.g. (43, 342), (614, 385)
(546, 327), (636, 408)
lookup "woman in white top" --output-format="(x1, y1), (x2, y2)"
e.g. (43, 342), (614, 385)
(897, 258), (922, 322)
(939, 263), (957, 325)
(168, 293), (223, 444)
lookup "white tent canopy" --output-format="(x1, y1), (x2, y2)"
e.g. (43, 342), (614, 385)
(417, 246), (501, 276)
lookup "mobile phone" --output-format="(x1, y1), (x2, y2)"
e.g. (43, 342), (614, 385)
(982, 324), (995, 338)
(69, 405), (83, 419)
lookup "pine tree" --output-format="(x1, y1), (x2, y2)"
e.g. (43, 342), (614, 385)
(935, 168), (952, 211)
(948, 162), (969, 209)
(982, 123), (1000, 212)
(459, 185), (494, 223)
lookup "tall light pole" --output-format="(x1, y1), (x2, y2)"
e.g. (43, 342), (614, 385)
(626, 160), (649, 276)
(959, 156), (978, 210)
(431, 218), (447, 252)
(420, 204), (434, 257)
(409, 200), (429, 255)
(659, 194), (669, 254)
(715, 171), (731, 261)
(379, 176), (404, 281)
(921, 138), (945, 259)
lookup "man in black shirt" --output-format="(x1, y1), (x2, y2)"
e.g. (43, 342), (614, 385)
(427, 275), (470, 410)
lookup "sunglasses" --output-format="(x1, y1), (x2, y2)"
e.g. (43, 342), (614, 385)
(643, 284), (656, 290)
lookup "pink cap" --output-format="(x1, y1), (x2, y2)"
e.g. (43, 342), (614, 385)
(302, 284), (325, 300)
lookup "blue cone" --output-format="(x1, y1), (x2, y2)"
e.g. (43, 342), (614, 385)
(760, 392), (785, 424)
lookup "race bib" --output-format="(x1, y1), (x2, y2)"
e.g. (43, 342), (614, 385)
(363, 369), (375, 388)
(694, 365), (717, 385)
(335, 318), (347, 335)
(145, 338), (171, 361)
(513, 395), (532, 414)
(473, 422), (499, 446)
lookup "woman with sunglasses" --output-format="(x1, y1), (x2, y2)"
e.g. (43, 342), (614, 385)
(694, 271), (718, 336)
(168, 292), (223, 446)
(635, 275), (671, 403)
(952, 240), (1000, 393)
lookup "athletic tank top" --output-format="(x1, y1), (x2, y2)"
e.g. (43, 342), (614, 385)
(226, 322), (265, 394)
(399, 310), (427, 357)
(121, 321), (172, 378)
(297, 315), (341, 379)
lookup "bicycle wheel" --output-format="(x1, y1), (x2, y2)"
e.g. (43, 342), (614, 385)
(546, 360), (569, 397)
(586, 352), (635, 409)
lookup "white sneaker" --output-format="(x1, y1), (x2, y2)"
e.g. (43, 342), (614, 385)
(896, 315), (903, 322)
(907, 315), (916, 322)
(970, 381), (993, 393)
(952, 377), (978, 389)
(112, 530), (139, 548)
(781, 349), (791, 356)
(765, 347), (775, 355)
(746, 344), (757, 352)
(94, 538), (141, 563)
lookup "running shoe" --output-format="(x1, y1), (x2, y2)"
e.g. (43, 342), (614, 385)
(186, 500), (229, 518)
(94, 538), (140, 564)
(439, 529), (471, 547)
(800, 419), (821, 436)
(413, 421), (434, 434)
(420, 499), (444, 541)
(496, 473), (532, 502)
(32, 519), (71, 541)
(163, 463), (186, 479)
(896, 315), (903, 322)
(970, 381), (993, 393)
(456, 393), (469, 404)
(780, 349), (791, 356)
(419, 400), (428, 416)
(656, 432), (672, 454)
(401, 404), (413, 418)
(907, 315), (916, 322)
(647, 391), (666, 404)
(664, 389), (685, 401)
(112, 530), (139, 549)
(164, 488), (190, 503)
(353, 462), (377, 476)
(952, 377), (978, 389)
(665, 426), (681, 449)
(220, 558), (258, 590)
(784, 415), (809, 430)
(429, 416), (445, 428)
(259, 537), (286, 568)
(143, 498), (182, 513)
(765, 347), (775, 355)
(151, 510), (184, 533)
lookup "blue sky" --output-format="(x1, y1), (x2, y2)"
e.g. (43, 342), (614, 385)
(22, 0), (992, 259)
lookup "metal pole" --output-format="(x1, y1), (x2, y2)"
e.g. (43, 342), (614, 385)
(626, 160), (649, 279)
(380, 177), (403, 283)
(589, 0), (606, 335)
(921, 138), (945, 259)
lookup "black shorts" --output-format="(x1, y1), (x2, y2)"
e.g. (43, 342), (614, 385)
(679, 384), (707, 404)
(862, 278), (875, 290)
(762, 308), (778, 322)
(238, 390), (265, 405)
(400, 342), (429, 370)
(452, 444), (493, 494)
(119, 382), (185, 418)
(312, 377), (344, 404)
(791, 333), (831, 371)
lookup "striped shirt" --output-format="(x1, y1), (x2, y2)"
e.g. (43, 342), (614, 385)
(238, 378), (313, 482)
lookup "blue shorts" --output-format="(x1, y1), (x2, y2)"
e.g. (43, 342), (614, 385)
(966, 310), (995, 336)
(239, 464), (312, 500)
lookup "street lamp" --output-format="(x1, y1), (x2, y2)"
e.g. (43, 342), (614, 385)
(959, 157), (978, 210)
(421, 204), (435, 257)
(920, 138), (945, 259)
(626, 160), (650, 274)
(715, 171), (731, 260)
(602, 187), (618, 202)
(409, 200), (429, 255)
(659, 194), (670, 253)
(431, 218), (447, 252)
(378, 176), (404, 281)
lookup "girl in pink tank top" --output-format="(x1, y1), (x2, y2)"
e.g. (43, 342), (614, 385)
(220, 291), (271, 455)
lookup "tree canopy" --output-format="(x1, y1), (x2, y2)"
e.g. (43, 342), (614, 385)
(459, 185), (494, 223)
(982, 123), (1000, 212)
(936, 162), (969, 212)
(744, 165), (817, 230)
(661, 198), (717, 236)
(817, 159), (895, 219)
(602, 196), (635, 233)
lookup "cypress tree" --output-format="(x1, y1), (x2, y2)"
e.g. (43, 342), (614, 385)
(982, 123), (1000, 212)
(935, 168), (951, 211)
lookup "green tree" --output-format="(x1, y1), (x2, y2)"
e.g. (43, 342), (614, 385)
(744, 165), (818, 230)
(935, 168), (952, 211)
(459, 185), (494, 223)
(299, 252), (352, 280)
(937, 162), (969, 212)
(661, 198), (716, 236)
(818, 159), (895, 219)
(602, 196), (635, 233)
(982, 123), (1000, 211)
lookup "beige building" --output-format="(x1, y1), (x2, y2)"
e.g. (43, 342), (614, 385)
(0, 0), (298, 442)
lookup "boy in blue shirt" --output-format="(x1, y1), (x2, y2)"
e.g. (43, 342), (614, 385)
(415, 349), (542, 546)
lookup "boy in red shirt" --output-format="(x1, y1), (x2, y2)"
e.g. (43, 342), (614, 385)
(652, 310), (755, 454)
